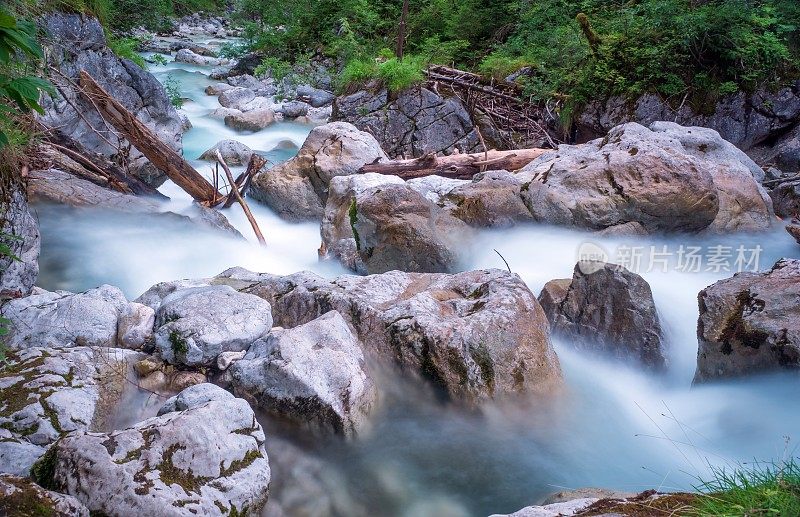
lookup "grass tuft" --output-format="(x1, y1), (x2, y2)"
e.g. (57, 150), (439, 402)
(690, 459), (800, 516)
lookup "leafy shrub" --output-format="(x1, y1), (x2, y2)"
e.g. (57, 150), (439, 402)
(478, 54), (531, 81)
(106, 33), (146, 68)
(164, 76), (183, 108)
(0, 7), (54, 149)
(340, 54), (424, 93)
(254, 57), (292, 81)
(376, 55), (424, 92)
(340, 57), (378, 89)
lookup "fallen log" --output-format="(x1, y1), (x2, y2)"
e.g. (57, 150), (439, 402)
(359, 148), (548, 179)
(45, 133), (166, 199)
(78, 70), (219, 204)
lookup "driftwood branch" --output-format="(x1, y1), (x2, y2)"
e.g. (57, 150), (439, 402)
(215, 150), (266, 245)
(359, 148), (547, 179)
(222, 154), (267, 209)
(78, 70), (219, 203)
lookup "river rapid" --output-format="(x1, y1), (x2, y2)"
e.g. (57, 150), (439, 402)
(33, 41), (800, 516)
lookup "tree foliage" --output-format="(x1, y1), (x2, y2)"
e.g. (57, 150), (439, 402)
(0, 6), (53, 149)
(230, 0), (799, 110)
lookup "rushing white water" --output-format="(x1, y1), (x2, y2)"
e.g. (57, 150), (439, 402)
(34, 49), (800, 516)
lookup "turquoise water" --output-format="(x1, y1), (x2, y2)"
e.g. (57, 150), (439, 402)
(34, 49), (800, 517)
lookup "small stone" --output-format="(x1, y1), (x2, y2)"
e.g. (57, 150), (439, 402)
(217, 350), (246, 371)
(169, 371), (207, 391)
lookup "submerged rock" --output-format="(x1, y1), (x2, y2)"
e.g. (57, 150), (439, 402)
(224, 109), (275, 131)
(539, 261), (667, 370)
(27, 169), (242, 238)
(0, 474), (88, 517)
(38, 13), (184, 187)
(250, 122), (388, 221)
(0, 347), (143, 475)
(694, 258), (800, 382)
(42, 384), (270, 516)
(230, 311), (376, 436)
(518, 122), (773, 234)
(219, 267), (562, 401)
(154, 285), (273, 367)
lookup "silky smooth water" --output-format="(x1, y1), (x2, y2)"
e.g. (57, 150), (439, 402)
(35, 51), (800, 516)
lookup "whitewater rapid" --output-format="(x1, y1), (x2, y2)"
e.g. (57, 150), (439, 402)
(34, 48), (800, 516)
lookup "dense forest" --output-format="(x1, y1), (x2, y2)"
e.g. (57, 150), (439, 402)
(4, 0), (800, 135)
(116, 1), (800, 109)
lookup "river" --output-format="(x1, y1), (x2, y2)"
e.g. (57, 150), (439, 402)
(33, 45), (800, 516)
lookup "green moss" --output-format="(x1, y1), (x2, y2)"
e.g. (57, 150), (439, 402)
(219, 449), (262, 477)
(470, 344), (495, 394)
(0, 476), (57, 516)
(31, 443), (59, 491)
(157, 444), (210, 494)
(169, 331), (189, 356)
(348, 199), (361, 251)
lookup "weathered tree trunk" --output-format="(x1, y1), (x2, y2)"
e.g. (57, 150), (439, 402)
(45, 133), (165, 198)
(395, 0), (410, 60)
(359, 148), (548, 179)
(78, 71), (219, 203)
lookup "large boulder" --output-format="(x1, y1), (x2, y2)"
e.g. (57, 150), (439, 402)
(333, 86), (481, 158)
(296, 84), (335, 108)
(174, 48), (226, 66)
(199, 139), (254, 166)
(28, 169), (242, 238)
(320, 173), (405, 271)
(218, 86), (256, 110)
(334, 182), (475, 274)
(38, 13), (184, 187)
(442, 169), (534, 227)
(576, 82), (800, 153)
(1, 285), (134, 351)
(229, 311), (376, 436)
(224, 109), (275, 131)
(0, 347), (143, 476)
(0, 179), (39, 298)
(250, 122), (388, 221)
(518, 122), (773, 234)
(0, 474), (88, 516)
(694, 258), (800, 382)
(39, 384), (270, 516)
(153, 285), (273, 367)
(219, 267), (563, 402)
(539, 262), (667, 370)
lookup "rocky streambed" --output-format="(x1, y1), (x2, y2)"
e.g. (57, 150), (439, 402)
(1, 11), (800, 517)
